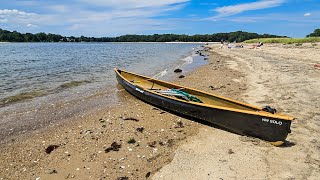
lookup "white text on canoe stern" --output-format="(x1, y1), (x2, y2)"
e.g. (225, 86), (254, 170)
(262, 118), (282, 125)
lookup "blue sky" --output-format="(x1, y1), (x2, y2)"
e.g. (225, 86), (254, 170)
(0, 0), (319, 37)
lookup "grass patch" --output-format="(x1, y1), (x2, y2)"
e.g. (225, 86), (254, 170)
(244, 37), (320, 44)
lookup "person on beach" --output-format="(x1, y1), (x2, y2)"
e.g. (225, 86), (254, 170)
(251, 42), (263, 49)
(227, 42), (243, 49)
(220, 39), (224, 48)
(234, 44), (244, 48)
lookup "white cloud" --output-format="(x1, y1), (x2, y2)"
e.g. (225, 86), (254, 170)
(64, 6), (183, 36)
(67, 18), (173, 36)
(220, 12), (320, 24)
(212, 0), (285, 18)
(304, 13), (311, 17)
(0, 9), (37, 17)
(56, 0), (189, 36)
(0, 0), (190, 36)
(79, 0), (189, 9)
(0, 9), (41, 25)
(0, 9), (39, 24)
(0, 9), (62, 28)
(26, 23), (38, 27)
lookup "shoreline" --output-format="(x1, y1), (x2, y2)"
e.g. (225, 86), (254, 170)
(0, 41), (217, 44)
(0, 43), (203, 145)
(0, 47), (212, 179)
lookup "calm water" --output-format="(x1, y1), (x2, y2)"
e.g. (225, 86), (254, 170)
(0, 42), (203, 107)
(0, 42), (207, 142)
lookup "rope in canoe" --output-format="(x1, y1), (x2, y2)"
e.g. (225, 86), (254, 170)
(157, 89), (203, 103)
(130, 80), (202, 103)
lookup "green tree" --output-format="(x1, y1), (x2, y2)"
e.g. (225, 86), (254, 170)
(36, 32), (47, 42)
(307, 29), (320, 37)
(0, 28), (287, 42)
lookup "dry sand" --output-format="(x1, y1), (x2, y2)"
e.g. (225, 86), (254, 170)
(0, 43), (319, 180)
(153, 43), (320, 180)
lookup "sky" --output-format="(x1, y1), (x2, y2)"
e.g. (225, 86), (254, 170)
(0, 0), (319, 37)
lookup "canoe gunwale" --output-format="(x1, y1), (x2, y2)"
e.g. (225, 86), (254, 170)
(114, 68), (294, 121)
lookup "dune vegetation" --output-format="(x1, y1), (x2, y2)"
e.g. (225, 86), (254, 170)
(244, 37), (320, 44)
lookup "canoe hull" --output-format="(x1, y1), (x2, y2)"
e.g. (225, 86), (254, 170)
(116, 70), (291, 142)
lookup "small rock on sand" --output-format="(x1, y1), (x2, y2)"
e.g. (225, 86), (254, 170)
(136, 127), (144, 133)
(123, 117), (139, 122)
(146, 172), (151, 178)
(174, 69), (182, 73)
(228, 149), (234, 154)
(105, 142), (122, 153)
(117, 177), (129, 180)
(148, 141), (157, 148)
(45, 145), (60, 154)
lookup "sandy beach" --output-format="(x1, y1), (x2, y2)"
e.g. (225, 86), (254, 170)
(154, 43), (320, 179)
(1, 43), (320, 179)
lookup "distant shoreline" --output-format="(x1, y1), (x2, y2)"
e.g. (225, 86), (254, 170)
(0, 41), (218, 44)
(0, 28), (287, 43)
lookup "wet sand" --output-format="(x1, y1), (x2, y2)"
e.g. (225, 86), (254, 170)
(0, 89), (201, 179)
(1, 43), (320, 179)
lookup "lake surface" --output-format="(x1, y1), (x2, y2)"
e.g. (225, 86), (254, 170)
(0, 43), (205, 106)
(0, 42), (206, 143)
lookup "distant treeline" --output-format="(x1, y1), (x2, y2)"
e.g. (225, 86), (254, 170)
(306, 28), (320, 37)
(0, 28), (286, 42)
